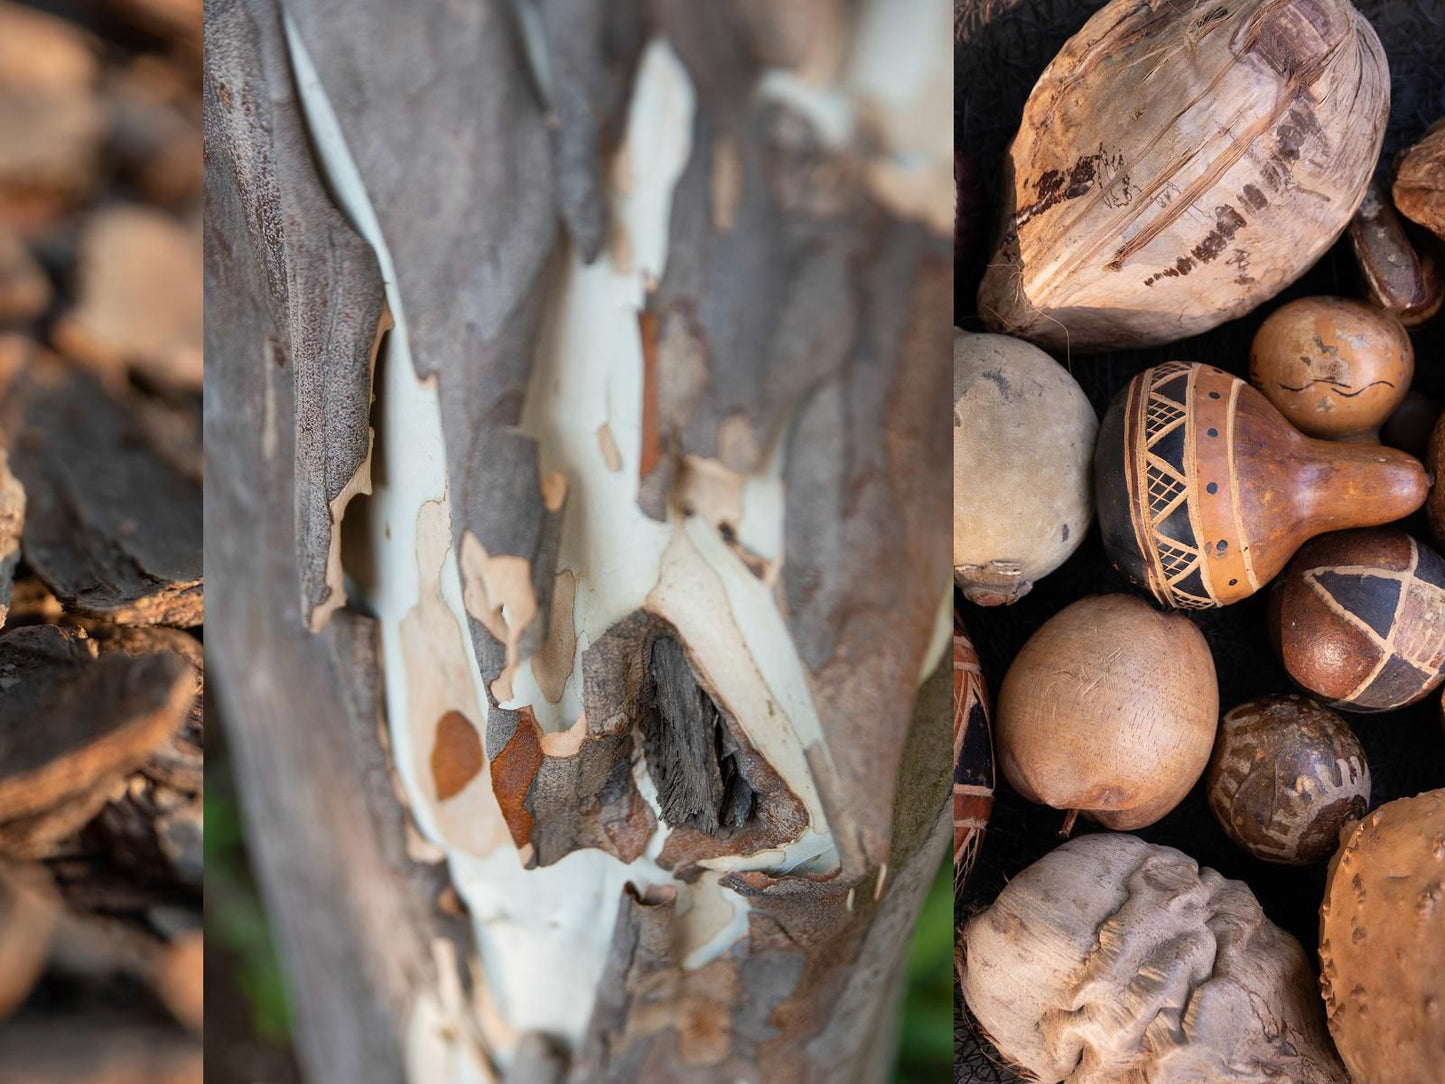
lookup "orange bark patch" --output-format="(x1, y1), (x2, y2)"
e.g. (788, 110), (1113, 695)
(490, 709), (544, 850)
(638, 309), (661, 478)
(430, 711), (482, 802)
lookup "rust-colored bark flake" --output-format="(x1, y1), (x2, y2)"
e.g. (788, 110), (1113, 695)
(638, 308), (662, 480)
(430, 711), (483, 802)
(489, 710), (544, 854)
(532, 569), (577, 705)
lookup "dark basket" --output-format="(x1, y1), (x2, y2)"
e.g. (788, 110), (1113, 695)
(955, 2), (1445, 1080)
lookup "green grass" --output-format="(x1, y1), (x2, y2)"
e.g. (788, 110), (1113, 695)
(897, 855), (955, 1081)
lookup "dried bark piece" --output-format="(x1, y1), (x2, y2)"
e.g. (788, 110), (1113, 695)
(0, 448), (20, 628)
(534, 0), (648, 262)
(0, 859), (56, 1020)
(0, 229), (50, 324)
(961, 834), (1349, 1084)
(1394, 121), (1445, 242)
(0, 624), (190, 822)
(0, 1011), (201, 1084)
(0, 772), (124, 859)
(104, 57), (203, 206)
(153, 930), (202, 1033)
(52, 206), (202, 395)
(4, 361), (203, 626)
(0, 1), (103, 210)
(1349, 178), (1445, 326)
(1319, 789), (1445, 1084)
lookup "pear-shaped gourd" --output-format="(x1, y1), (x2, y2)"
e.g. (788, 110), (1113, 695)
(1097, 362), (1428, 609)
(953, 614), (993, 896)
(960, 834), (1349, 1084)
(978, 0), (1388, 350)
(1319, 790), (1445, 1084)
(954, 331), (1096, 604)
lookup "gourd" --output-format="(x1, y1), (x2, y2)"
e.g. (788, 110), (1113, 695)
(1207, 694), (1369, 864)
(977, 0), (1388, 350)
(1248, 297), (1412, 442)
(1394, 120), (1445, 242)
(1270, 528), (1445, 712)
(1096, 362), (1428, 609)
(954, 330), (1095, 605)
(995, 594), (1216, 830)
(953, 614), (994, 896)
(960, 833), (1349, 1084)
(1319, 789), (1445, 1084)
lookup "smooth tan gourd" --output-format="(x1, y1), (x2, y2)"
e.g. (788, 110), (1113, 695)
(978, 0), (1388, 349)
(1319, 790), (1445, 1084)
(996, 594), (1216, 830)
(961, 834), (1349, 1084)
(1097, 362), (1428, 609)
(1249, 297), (1412, 442)
(1207, 694), (1369, 864)
(954, 330), (1095, 605)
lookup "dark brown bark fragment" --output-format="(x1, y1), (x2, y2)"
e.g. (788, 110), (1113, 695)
(1, 359), (202, 627)
(0, 624), (189, 826)
(205, 2), (481, 1079)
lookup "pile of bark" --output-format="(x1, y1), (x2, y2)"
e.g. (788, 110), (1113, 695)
(0, 0), (201, 1077)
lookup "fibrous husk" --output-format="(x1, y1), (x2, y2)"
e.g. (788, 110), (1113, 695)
(1393, 120), (1445, 242)
(978, 0), (1390, 350)
(1319, 789), (1445, 1084)
(961, 833), (1349, 1084)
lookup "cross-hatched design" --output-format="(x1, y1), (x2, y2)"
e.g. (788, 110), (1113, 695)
(1145, 459), (1187, 521)
(1145, 395), (1185, 437)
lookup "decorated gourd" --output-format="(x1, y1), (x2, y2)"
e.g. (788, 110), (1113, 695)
(1207, 694), (1369, 864)
(1249, 297), (1412, 442)
(961, 834), (1349, 1084)
(1097, 362), (1428, 608)
(1271, 528), (1445, 712)
(954, 330), (1096, 604)
(996, 594), (1216, 830)
(953, 614), (994, 896)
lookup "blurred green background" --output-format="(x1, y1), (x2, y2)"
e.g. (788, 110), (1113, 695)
(207, 723), (953, 1084)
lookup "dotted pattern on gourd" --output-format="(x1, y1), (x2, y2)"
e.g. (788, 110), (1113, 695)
(956, 3), (1445, 1079)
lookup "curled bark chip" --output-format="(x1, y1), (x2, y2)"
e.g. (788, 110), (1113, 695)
(3, 360), (202, 627)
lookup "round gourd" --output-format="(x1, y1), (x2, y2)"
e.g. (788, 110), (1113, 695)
(954, 330), (1095, 605)
(1271, 529), (1445, 712)
(996, 594), (1217, 829)
(1319, 789), (1445, 1084)
(961, 833), (1349, 1084)
(1249, 297), (1412, 442)
(1207, 694), (1369, 864)
(977, 0), (1388, 350)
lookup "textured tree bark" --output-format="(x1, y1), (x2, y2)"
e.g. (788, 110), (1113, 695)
(204, 0), (951, 1081)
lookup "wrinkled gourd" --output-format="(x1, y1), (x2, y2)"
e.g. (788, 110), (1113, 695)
(961, 833), (1349, 1084)
(954, 330), (1095, 605)
(978, 0), (1388, 350)
(1097, 362), (1428, 609)
(996, 593), (1217, 830)
(1320, 789), (1445, 1084)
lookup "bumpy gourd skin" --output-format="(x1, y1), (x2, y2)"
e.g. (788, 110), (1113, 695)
(1320, 790), (1445, 1084)
(961, 834), (1348, 1084)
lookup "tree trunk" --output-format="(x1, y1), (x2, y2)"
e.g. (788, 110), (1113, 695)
(203, 0), (952, 1081)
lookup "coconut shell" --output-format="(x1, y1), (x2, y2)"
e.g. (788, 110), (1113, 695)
(954, 330), (1095, 605)
(1319, 789), (1445, 1084)
(995, 593), (1217, 830)
(953, 614), (994, 898)
(978, 0), (1389, 350)
(961, 833), (1349, 1084)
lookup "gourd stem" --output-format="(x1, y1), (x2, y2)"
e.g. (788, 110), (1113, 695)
(1059, 809), (1078, 837)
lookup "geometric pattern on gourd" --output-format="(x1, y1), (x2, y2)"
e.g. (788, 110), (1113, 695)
(1142, 362), (1212, 609)
(1303, 541), (1445, 703)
